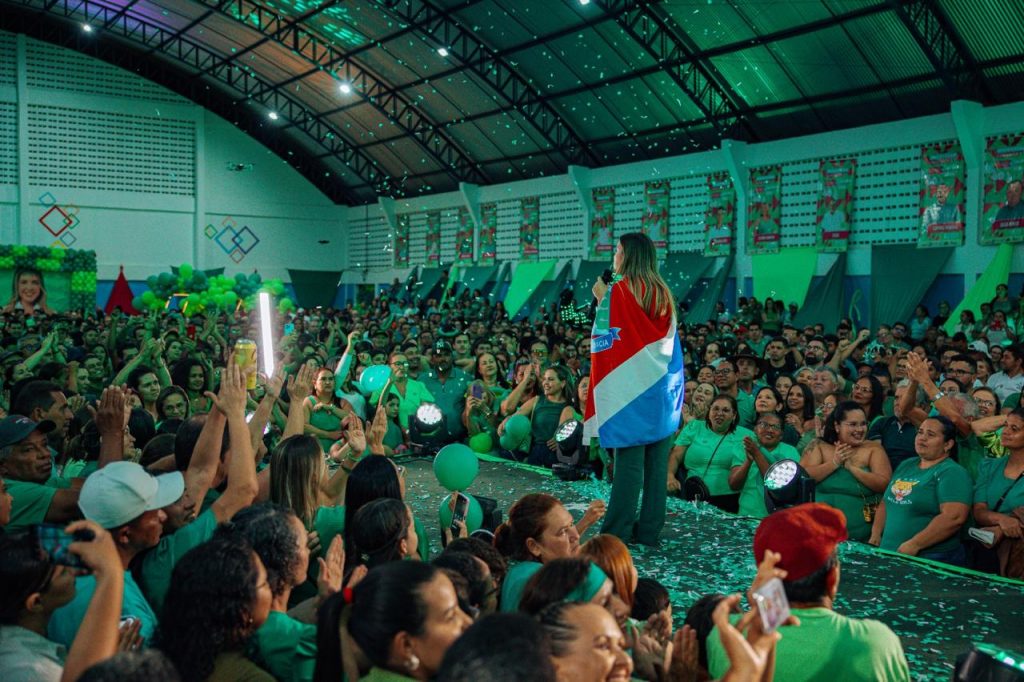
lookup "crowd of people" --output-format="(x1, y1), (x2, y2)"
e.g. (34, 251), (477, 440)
(0, 259), (1020, 681)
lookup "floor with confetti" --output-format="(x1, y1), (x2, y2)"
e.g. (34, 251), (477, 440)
(402, 458), (1024, 681)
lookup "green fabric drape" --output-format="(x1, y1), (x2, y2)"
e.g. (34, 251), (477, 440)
(944, 244), (1013, 335)
(529, 263), (571, 322)
(412, 267), (445, 303)
(505, 261), (555, 320)
(871, 245), (952, 328)
(459, 265), (497, 294)
(286, 269), (343, 309)
(686, 257), (733, 325)
(752, 247), (818, 310)
(574, 260), (609, 307)
(794, 253), (847, 331)
(662, 252), (713, 302)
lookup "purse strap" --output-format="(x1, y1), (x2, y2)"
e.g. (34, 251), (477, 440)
(992, 471), (1024, 513)
(700, 434), (729, 480)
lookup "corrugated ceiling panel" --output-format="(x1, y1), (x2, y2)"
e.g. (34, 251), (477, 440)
(769, 26), (879, 98)
(842, 13), (935, 80)
(710, 45), (803, 107)
(411, 75), (501, 119)
(551, 90), (624, 140)
(939, 0), (1024, 62)
(729, 0), (835, 35)
(661, 1), (756, 52)
(452, 1), (536, 51)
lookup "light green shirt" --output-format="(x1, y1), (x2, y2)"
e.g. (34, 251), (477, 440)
(370, 380), (435, 429)
(676, 421), (755, 497)
(254, 611), (317, 682)
(707, 607), (910, 682)
(3, 476), (72, 532)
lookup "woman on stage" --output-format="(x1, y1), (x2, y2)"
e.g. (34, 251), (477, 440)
(586, 232), (684, 547)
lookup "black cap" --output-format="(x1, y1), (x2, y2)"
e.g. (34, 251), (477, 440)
(432, 340), (454, 354)
(0, 416), (56, 450)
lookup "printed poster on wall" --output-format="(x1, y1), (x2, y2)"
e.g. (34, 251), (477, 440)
(641, 180), (670, 259)
(425, 211), (441, 264)
(590, 187), (615, 259)
(520, 196), (540, 261)
(981, 134), (1024, 245)
(704, 172), (735, 257)
(479, 203), (497, 265)
(456, 207), (474, 263)
(918, 142), (965, 249)
(394, 214), (410, 267)
(746, 166), (782, 255)
(815, 158), (856, 253)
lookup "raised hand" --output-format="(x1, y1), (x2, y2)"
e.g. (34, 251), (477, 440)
(94, 386), (127, 437)
(317, 536), (345, 598)
(286, 362), (317, 399)
(206, 357), (246, 417)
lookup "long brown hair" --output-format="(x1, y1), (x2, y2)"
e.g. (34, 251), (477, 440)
(617, 232), (674, 319)
(579, 534), (637, 609)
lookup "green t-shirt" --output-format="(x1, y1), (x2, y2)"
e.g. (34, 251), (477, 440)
(4, 476), (72, 532)
(731, 441), (800, 518)
(974, 457), (1024, 512)
(675, 421), (755, 497)
(61, 459), (98, 480)
(253, 611), (316, 682)
(370, 380), (435, 429)
(48, 572), (158, 648)
(707, 607), (909, 682)
(880, 457), (972, 554)
(139, 508), (219, 614)
(735, 391), (756, 429)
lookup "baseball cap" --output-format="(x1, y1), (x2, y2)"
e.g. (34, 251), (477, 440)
(753, 503), (848, 582)
(78, 461), (185, 529)
(432, 340), (454, 354)
(0, 415), (56, 450)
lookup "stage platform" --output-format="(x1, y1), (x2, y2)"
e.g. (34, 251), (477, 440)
(401, 458), (1024, 680)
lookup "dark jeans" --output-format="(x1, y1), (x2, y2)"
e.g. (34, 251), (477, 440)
(601, 435), (673, 546)
(921, 543), (966, 567)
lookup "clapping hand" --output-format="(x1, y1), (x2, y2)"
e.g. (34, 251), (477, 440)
(287, 362), (317, 398)
(317, 536), (345, 599)
(206, 357), (246, 418)
(94, 386), (128, 437)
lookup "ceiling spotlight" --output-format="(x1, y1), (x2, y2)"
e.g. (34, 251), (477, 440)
(437, 47), (449, 57)
(339, 82), (352, 94)
(267, 111), (279, 120)
(579, 0), (591, 4)
(82, 24), (93, 32)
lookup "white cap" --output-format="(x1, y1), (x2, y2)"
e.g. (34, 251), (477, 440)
(78, 462), (185, 529)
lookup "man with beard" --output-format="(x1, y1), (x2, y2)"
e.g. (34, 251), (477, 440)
(763, 337), (798, 387)
(713, 358), (756, 429)
(803, 336), (828, 369)
(420, 340), (471, 444)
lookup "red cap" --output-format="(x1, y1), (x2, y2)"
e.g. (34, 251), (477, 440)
(753, 503), (848, 582)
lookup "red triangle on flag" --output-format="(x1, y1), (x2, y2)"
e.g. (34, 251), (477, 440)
(105, 266), (140, 315)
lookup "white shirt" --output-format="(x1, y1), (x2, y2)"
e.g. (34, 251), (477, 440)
(986, 371), (1024, 402)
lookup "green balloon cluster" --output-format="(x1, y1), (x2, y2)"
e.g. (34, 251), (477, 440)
(133, 263), (296, 314)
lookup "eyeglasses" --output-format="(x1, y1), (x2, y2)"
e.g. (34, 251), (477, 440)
(756, 422), (782, 432)
(949, 368), (974, 376)
(391, 361), (410, 368)
(841, 421), (868, 428)
(531, 349), (548, 356)
(976, 399), (996, 408)
(714, 369), (734, 376)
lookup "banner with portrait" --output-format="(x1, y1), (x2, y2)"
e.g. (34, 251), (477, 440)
(394, 214), (410, 267)
(918, 142), (965, 249)
(981, 134), (1024, 245)
(704, 172), (735, 257)
(746, 166), (782, 255)
(815, 158), (856, 253)
(590, 187), (615, 258)
(520, 196), (540, 261)
(641, 180), (670, 259)
(479, 202), (497, 265)
(425, 211), (441, 265)
(456, 206), (474, 263)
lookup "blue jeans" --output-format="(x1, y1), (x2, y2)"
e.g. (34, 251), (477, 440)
(920, 544), (966, 567)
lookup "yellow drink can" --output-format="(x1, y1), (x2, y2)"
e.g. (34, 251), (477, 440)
(234, 339), (258, 390)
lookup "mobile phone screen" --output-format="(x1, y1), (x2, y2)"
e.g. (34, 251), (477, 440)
(471, 384), (484, 400)
(752, 577), (790, 634)
(450, 493), (469, 532)
(34, 524), (90, 569)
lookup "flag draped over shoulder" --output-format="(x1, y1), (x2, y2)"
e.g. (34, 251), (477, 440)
(584, 280), (684, 449)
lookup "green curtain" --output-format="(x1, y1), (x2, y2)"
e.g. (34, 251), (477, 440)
(944, 243), (1013, 335)
(505, 261), (555, 320)
(794, 253), (846, 331)
(529, 263), (571, 322)
(662, 253), (713, 302)
(459, 265), (497, 294)
(573, 260), (608, 307)
(412, 267), (445, 303)
(686, 256), (733, 325)
(872, 245), (952, 328)
(752, 247), (818, 310)
(286, 269), (342, 309)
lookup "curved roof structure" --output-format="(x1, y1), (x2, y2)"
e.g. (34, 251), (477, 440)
(2, 0), (1023, 205)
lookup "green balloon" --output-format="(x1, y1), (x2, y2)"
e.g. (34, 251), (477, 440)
(505, 415), (531, 443)
(141, 291), (156, 304)
(433, 443), (479, 491)
(438, 493), (483, 533)
(180, 263), (193, 280)
(468, 432), (493, 454)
